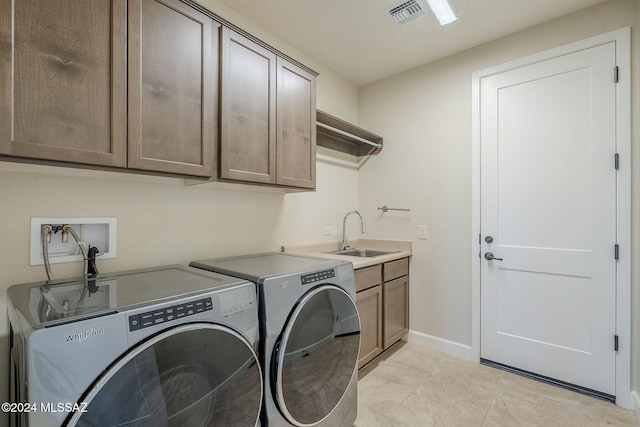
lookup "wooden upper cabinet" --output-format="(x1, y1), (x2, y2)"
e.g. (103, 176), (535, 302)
(220, 27), (316, 189)
(0, 0), (127, 167)
(0, 1), (315, 183)
(220, 27), (276, 184)
(276, 58), (316, 189)
(128, 0), (216, 177)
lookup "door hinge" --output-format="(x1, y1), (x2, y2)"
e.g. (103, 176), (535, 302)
(614, 66), (619, 83)
(614, 335), (619, 352)
(615, 153), (619, 170)
(614, 244), (619, 260)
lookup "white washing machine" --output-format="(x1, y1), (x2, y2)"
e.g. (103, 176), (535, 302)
(7, 265), (263, 427)
(190, 253), (360, 427)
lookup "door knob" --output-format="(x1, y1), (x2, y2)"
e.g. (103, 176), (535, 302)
(484, 252), (503, 261)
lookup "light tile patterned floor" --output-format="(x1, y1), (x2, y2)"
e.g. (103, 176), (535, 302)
(356, 343), (638, 426)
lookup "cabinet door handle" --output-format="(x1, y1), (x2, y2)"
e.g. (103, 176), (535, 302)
(484, 252), (503, 261)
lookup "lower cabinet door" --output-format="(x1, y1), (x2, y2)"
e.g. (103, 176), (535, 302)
(356, 285), (383, 368)
(383, 276), (409, 349)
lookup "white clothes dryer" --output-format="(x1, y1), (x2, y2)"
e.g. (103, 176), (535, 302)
(190, 253), (360, 427)
(8, 265), (262, 427)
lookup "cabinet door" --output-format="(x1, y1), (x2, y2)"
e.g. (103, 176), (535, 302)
(276, 58), (316, 188)
(383, 257), (409, 282)
(0, 0), (126, 166)
(220, 27), (276, 184)
(355, 264), (382, 293)
(128, 0), (215, 177)
(356, 285), (383, 369)
(383, 275), (409, 349)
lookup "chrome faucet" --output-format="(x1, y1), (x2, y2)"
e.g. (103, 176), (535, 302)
(341, 210), (366, 250)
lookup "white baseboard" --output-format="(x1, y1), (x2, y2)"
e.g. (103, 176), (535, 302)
(406, 330), (472, 361)
(631, 391), (640, 422)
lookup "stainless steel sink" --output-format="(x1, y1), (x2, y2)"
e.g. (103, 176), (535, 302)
(323, 248), (399, 258)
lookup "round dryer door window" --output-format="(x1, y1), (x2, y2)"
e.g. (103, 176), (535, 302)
(274, 285), (360, 426)
(66, 323), (262, 427)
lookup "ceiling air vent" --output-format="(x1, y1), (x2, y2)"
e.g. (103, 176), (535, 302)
(385, 0), (425, 25)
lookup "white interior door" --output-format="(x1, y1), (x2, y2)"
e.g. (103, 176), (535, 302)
(480, 42), (617, 396)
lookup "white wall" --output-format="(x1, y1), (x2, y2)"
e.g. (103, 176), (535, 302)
(0, 0), (360, 412)
(358, 0), (640, 400)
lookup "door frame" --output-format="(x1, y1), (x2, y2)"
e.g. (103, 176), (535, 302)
(470, 27), (631, 408)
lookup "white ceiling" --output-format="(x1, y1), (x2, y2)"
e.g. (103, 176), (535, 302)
(216, 0), (608, 86)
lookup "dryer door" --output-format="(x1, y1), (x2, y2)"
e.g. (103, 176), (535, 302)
(273, 285), (360, 426)
(66, 323), (262, 427)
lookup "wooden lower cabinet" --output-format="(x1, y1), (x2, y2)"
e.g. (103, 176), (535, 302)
(355, 257), (409, 368)
(356, 285), (383, 369)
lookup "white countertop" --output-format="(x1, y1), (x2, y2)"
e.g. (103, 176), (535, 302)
(281, 238), (412, 269)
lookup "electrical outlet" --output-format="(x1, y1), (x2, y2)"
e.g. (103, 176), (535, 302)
(323, 226), (336, 236)
(30, 217), (117, 266)
(418, 225), (428, 240)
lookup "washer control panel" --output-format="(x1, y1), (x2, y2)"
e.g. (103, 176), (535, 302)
(300, 269), (336, 286)
(128, 297), (213, 331)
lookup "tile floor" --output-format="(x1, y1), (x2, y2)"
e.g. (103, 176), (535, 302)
(356, 343), (638, 426)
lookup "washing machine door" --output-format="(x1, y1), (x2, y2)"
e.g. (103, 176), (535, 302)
(66, 323), (262, 427)
(273, 285), (360, 426)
